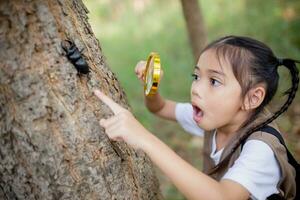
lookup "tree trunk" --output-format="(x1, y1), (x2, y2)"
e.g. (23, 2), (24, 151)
(180, 0), (207, 63)
(0, 0), (162, 199)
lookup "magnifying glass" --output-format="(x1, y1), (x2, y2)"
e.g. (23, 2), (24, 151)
(144, 52), (161, 96)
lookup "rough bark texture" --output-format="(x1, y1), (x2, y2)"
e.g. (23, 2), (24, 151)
(180, 0), (207, 63)
(0, 0), (162, 199)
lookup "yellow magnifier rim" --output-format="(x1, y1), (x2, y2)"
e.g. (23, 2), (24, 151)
(144, 52), (161, 96)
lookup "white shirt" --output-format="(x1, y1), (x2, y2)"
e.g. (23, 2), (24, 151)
(175, 102), (281, 200)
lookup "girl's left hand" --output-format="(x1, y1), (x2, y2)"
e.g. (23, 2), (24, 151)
(94, 89), (151, 150)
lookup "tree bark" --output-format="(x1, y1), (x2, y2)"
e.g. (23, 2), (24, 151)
(180, 0), (207, 63)
(0, 0), (162, 199)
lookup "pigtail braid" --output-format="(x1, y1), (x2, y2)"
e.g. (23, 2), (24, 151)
(209, 58), (299, 175)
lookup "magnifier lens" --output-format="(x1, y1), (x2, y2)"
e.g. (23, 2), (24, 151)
(146, 59), (154, 93)
(144, 52), (161, 96)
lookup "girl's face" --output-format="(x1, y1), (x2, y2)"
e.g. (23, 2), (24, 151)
(191, 49), (246, 132)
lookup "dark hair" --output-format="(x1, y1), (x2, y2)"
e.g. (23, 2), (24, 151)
(202, 36), (300, 175)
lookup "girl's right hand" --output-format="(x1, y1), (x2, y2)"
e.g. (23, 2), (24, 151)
(134, 60), (164, 85)
(135, 60), (171, 118)
(134, 60), (147, 85)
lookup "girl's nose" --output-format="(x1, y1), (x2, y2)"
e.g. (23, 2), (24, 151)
(191, 81), (204, 99)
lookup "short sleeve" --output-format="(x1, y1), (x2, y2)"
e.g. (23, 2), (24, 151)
(175, 102), (204, 137)
(222, 140), (281, 200)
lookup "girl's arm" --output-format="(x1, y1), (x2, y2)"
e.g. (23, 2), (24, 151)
(94, 89), (250, 200)
(144, 92), (177, 122)
(143, 133), (250, 200)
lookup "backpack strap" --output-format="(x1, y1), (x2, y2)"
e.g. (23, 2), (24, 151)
(242, 125), (299, 200)
(257, 125), (299, 169)
(241, 125), (284, 147)
(241, 125), (295, 164)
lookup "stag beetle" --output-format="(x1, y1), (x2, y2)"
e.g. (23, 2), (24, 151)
(61, 39), (90, 74)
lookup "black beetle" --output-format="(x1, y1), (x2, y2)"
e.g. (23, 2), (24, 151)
(61, 40), (90, 74)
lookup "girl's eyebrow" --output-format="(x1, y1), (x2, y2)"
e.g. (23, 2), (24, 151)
(194, 65), (226, 77)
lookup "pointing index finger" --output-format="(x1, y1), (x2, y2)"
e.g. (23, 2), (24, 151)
(93, 89), (124, 114)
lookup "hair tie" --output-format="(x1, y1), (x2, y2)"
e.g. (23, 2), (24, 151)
(277, 58), (284, 66)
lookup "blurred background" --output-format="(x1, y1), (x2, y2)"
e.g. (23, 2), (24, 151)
(84, 0), (300, 199)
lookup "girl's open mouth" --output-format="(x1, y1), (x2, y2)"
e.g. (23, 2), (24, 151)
(192, 105), (204, 123)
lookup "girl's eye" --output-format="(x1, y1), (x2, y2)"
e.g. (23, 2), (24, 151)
(191, 73), (199, 81)
(191, 74), (222, 86)
(210, 78), (221, 86)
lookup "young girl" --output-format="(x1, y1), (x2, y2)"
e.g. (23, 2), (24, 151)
(94, 36), (299, 200)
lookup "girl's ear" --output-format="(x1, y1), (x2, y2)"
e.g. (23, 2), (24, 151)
(242, 85), (266, 111)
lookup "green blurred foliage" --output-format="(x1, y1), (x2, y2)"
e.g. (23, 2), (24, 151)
(84, 0), (300, 199)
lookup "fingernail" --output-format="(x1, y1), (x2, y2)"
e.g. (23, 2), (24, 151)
(99, 118), (105, 126)
(94, 89), (101, 96)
